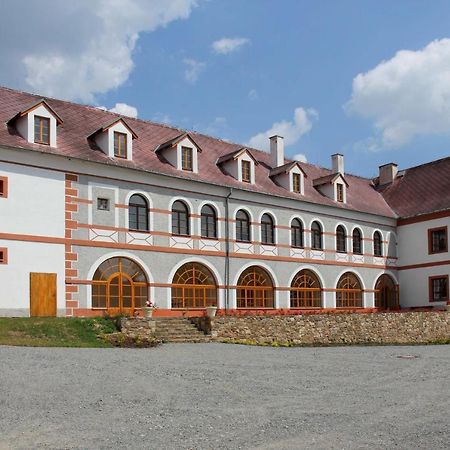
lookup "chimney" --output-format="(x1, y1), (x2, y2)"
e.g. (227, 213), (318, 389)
(379, 163), (398, 185)
(332, 153), (344, 174)
(270, 135), (284, 167)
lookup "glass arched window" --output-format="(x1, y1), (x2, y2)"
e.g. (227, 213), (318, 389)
(336, 225), (346, 253)
(128, 194), (149, 231)
(375, 274), (398, 310)
(260, 213), (275, 245)
(352, 228), (362, 255)
(236, 210), (251, 242)
(311, 221), (323, 250)
(201, 204), (217, 239)
(290, 269), (322, 308)
(373, 231), (383, 256)
(336, 272), (363, 308)
(171, 262), (217, 309)
(172, 200), (190, 236)
(291, 218), (304, 248)
(237, 266), (274, 309)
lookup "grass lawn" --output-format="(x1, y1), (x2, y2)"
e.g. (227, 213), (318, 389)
(0, 317), (119, 347)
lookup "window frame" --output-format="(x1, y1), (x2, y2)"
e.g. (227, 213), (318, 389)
(114, 131), (128, 159)
(292, 173), (301, 193)
(336, 183), (344, 202)
(428, 226), (448, 255)
(336, 225), (347, 253)
(291, 218), (304, 248)
(200, 204), (218, 239)
(0, 248), (8, 264)
(373, 231), (383, 257)
(0, 176), (8, 198)
(97, 198), (110, 211)
(171, 200), (190, 236)
(260, 213), (275, 245)
(241, 160), (251, 183)
(352, 228), (362, 255)
(128, 194), (149, 232)
(181, 146), (193, 171)
(235, 210), (251, 243)
(311, 221), (323, 250)
(34, 116), (50, 145)
(429, 275), (449, 302)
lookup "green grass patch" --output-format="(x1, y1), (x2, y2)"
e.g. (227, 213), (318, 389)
(0, 317), (119, 348)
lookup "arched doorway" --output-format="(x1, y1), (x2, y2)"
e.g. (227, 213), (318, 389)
(92, 257), (148, 314)
(336, 272), (363, 308)
(290, 269), (322, 308)
(236, 266), (274, 309)
(171, 262), (217, 309)
(375, 274), (398, 310)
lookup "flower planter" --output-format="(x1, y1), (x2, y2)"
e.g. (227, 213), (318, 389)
(206, 306), (217, 318)
(142, 307), (154, 318)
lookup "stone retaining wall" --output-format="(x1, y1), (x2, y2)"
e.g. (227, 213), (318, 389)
(196, 311), (450, 345)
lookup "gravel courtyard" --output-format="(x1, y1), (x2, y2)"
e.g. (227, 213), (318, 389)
(0, 344), (449, 450)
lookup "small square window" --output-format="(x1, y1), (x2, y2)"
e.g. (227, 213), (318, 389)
(429, 275), (449, 302)
(336, 183), (344, 202)
(0, 176), (7, 198)
(428, 226), (448, 254)
(292, 173), (301, 193)
(0, 248), (8, 264)
(34, 116), (50, 145)
(241, 160), (251, 183)
(97, 198), (110, 211)
(181, 146), (193, 171)
(114, 132), (127, 158)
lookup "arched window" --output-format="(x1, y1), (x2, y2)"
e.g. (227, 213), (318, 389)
(236, 210), (251, 242)
(171, 262), (217, 309)
(373, 231), (383, 256)
(291, 218), (304, 248)
(336, 272), (363, 308)
(336, 225), (346, 253)
(311, 221), (323, 250)
(92, 257), (148, 313)
(375, 274), (398, 310)
(260, 213), (275, 245)
(201, 204), (217, 239)
(172, 200), (190, 236)
(128, 194), (149, 231)
(290, 269), (322, 308)
(237, 266), (274, 308)
(352, 228), (362, 255)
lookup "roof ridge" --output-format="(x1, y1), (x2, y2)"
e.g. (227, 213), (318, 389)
(401, 154), (450, 172)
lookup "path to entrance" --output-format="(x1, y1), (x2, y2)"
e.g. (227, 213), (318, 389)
(0, 344), (449, 449)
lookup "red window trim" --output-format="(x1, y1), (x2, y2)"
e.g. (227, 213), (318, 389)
(428, 275), (449, 302)
(0, 176), (8, 198)
(428, 226), (448, 255)
(0, 248), (8, 264)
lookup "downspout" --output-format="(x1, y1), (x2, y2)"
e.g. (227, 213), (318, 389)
(224, 187), (233, 312)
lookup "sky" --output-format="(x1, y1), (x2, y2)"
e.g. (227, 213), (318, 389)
(1, 0), (450, 177)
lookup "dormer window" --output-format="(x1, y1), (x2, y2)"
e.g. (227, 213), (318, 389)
(242, 160), (251, 183)
(313, 172), (348, 203)
(114, 132), (127, 158)
(293, 173), (301, 193)
(336, 183), (344, 202)
(269, 161), (306, 194)
(34, 116), (50, 145)
(181, 146), (193, 171)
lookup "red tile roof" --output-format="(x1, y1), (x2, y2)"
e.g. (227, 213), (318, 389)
(0, 86), (396, 218)
(378, 156), (450, 218)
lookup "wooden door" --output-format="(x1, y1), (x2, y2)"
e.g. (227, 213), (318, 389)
(30, 273), (57, 317)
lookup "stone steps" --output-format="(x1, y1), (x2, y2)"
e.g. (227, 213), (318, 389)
(153, 318), (208, 343)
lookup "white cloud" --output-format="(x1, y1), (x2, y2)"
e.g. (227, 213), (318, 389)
(109, 103), (138, 118)
(211, 37), (250, 55)
(0, 0), (198, 102)
(346, 38), (450, 149)
(292, 153), (307, 163)
(183, 58), (206, 84)
(248, 89), (258, 101)
(247, 107), (318, 151)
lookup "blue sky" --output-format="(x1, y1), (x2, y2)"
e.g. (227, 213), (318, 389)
(2, 0), (450, 177)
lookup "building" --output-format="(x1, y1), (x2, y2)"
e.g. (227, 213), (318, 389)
(0, 86), (448, 317)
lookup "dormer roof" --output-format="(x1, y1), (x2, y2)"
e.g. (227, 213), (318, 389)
(216, 147), (259, 166)
(88, 117), (138, 140)
(155, 132), (202, 153)
(313, 172), (349, 188)
(8, 99), (63, 125)
(269, 161), (307, 178)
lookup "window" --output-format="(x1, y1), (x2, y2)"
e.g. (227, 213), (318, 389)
(311, 221), (322, 250)
(236, 210), (251, 242)
(429, 276), (449, 302)
(97, 198), (110, 211)
(293, 173), (301, 193)
(291, 218), (304, 248)
(201, 204), (217, 239)
(290, 269), (322, 308)
(336, 272), (363, 308)
(128, 194), (149, 231)
(336, 225), (346, 253)
(34, 116), (50, 145)
(181, 146), (193, 171)
(336, 183), (344, 202)
(172, 200), (190, 236)
(114, 132), (127, 158)
(241, 160), (251, 183)
(0, 248), (7, 264)
(0, 176), (8, 198)
(260, 213), (275, 245)
(373, 231), (382, 256)
(352, 228), (362, 255)
(236, 266), (274, 309)
(428, 226), (448, 254)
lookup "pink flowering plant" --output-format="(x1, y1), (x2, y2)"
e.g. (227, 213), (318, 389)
(144, 300), (157, 309)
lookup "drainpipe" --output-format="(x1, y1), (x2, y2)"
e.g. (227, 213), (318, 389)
(224, 188), (233, 312)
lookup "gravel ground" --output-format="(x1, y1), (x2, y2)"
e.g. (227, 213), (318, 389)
(0, 344), (449, 450)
